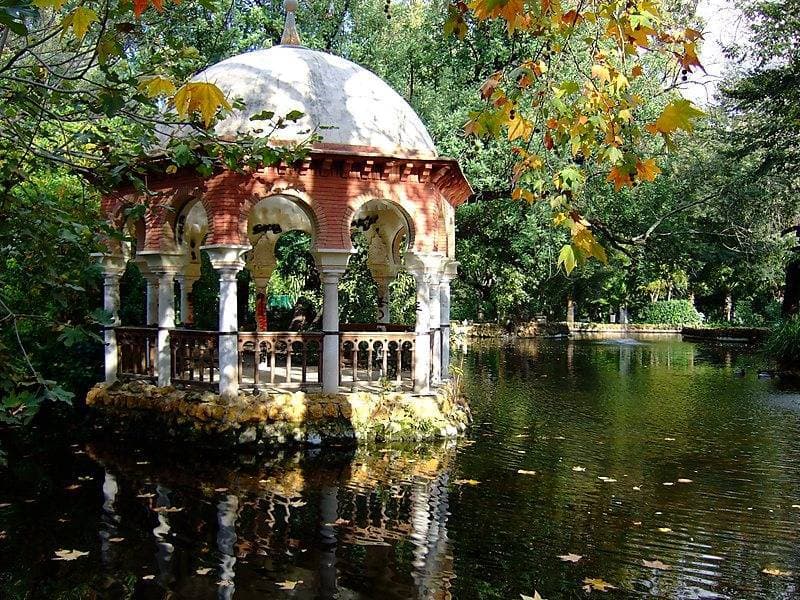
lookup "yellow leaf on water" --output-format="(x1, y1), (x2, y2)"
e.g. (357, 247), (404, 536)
(559, 553), (582, 562)
(657, 527), (672, 533)
(642, 559), (670, 570)
(276, 580), (303, 590)
(677, 478), (693, 484)
(583, 578), (616, 592)
(53, 549), (89, 561)
(762, 567), (792, 577)
(453, 479), (481, 486)
(572, 466), (586, 472)
(196, 567), (212, 575)
(173, 82), (232, 127)
(517, 469), (537, 475)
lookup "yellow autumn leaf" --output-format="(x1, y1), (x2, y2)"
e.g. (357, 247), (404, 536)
(636, 158), (661, 182)
(33, 0), (65, 10)
(647, 98), (705, 135)
(139, 75), (177, 98)
(591, 64), (611, 83)
(173, 82), (232, 127)
(61, 6), (98, 41)
(557, 244), (577, 274)
(512, 187), (535, 202)
(508, 114), (534, 141)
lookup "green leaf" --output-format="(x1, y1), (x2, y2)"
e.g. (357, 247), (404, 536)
(250, 110), (275, 121)
(557, 244), (577, 274)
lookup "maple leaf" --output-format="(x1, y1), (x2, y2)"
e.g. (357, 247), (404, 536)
(642, 559), (670, 570)
(276, 580), (303, 590)
(33, 0), (65, 10)
(508, 115), (534, 141)
(647, 98), (704, 135)
(134, 0), (164, 18)
(61, 7), (98, 41)
(139, 75), (176, 98)
(557, 244), (577, 274)
(453, 479), (481, 485)
(520, 592), (546, 600)
(582, 578), (616, 592)
(636, 158), (661, 182)
(173, 82), (232, 127)
(53, 549), (89, 561)
(606, 166), (633, 191)
(559, 553), (582, 562)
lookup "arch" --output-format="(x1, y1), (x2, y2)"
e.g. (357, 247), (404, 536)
(343, 195), (417, 255)
(350, 198), (413, 278)
(246, 194), (317, 285)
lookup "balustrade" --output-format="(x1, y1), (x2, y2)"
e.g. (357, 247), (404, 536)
(237, 332), (323, 388)
(116, 327), (157, 380)
(170, 329), (218, 387)
(339, 332), (415, 387)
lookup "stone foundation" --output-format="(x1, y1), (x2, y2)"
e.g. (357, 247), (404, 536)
(86, 380), (471, 449)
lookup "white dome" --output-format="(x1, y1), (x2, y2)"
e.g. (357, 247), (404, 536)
(193, 45), (437, 158)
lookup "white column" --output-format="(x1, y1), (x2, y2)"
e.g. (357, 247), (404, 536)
(145, 275), (158, 326)
(155, 270), (176, 387)
(204, 244), (249, 401)
(314, 249), (351, 394)
(439, 262), (455, 380)
(429, 275), (442, 387)
(321, 270), (342, 394)
(413, 274), (431, 393)
(217, 267), (239, 399)
(102, 269), (122, 384)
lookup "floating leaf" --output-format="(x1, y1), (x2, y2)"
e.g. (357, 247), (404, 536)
(196, 567), (212, 575)
(582, 578), (616, 593)
(762, 567), (793, 577)
(677, 478), (693, 484)
(108, 537), (125, 543)
(53, 549), (89, 561)
(276, 580), (303, 590)
(642, 559), (670, 570)
(657, 527), (672, 533)
(453, 479), (481, 486)
(517, 469), (537, 475)
(572, 466), (586, 472)
(559, 553), (582, 563)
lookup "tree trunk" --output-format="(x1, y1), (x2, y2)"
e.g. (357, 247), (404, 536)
(782, 256), (800, 317)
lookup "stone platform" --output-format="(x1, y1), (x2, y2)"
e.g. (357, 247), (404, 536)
(86, 380), (471, 450)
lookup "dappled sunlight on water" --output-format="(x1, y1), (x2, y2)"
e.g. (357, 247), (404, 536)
(1, 336), (800, 598)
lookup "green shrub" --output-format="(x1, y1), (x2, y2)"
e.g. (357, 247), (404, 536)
(637, 300), (703, 326)
(764, 316), (800, 368)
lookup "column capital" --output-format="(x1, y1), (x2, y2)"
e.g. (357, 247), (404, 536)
(202, 243), (250, 273)
(406, 252), (446, 283)
(137, 250), (185, 276)
(314, 247), (353, 274)
(441, 259), (459, 283)
(90, 252), (126, 278)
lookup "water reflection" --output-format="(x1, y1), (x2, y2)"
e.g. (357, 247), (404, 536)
(1, 337), (800, 599)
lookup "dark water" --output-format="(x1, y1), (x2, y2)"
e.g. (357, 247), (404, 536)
(3, 337), (800, 599)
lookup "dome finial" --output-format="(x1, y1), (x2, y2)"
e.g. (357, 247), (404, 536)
(280, 0), (302, 46)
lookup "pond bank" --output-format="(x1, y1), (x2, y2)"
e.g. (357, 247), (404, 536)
(453, 321), (681, 338)
(86, 379), (471, 450)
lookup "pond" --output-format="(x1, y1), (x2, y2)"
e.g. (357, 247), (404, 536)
(2, 336), (800, 599)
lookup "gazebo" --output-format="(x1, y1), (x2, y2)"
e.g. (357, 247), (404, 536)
(94, 3), (471, 402)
